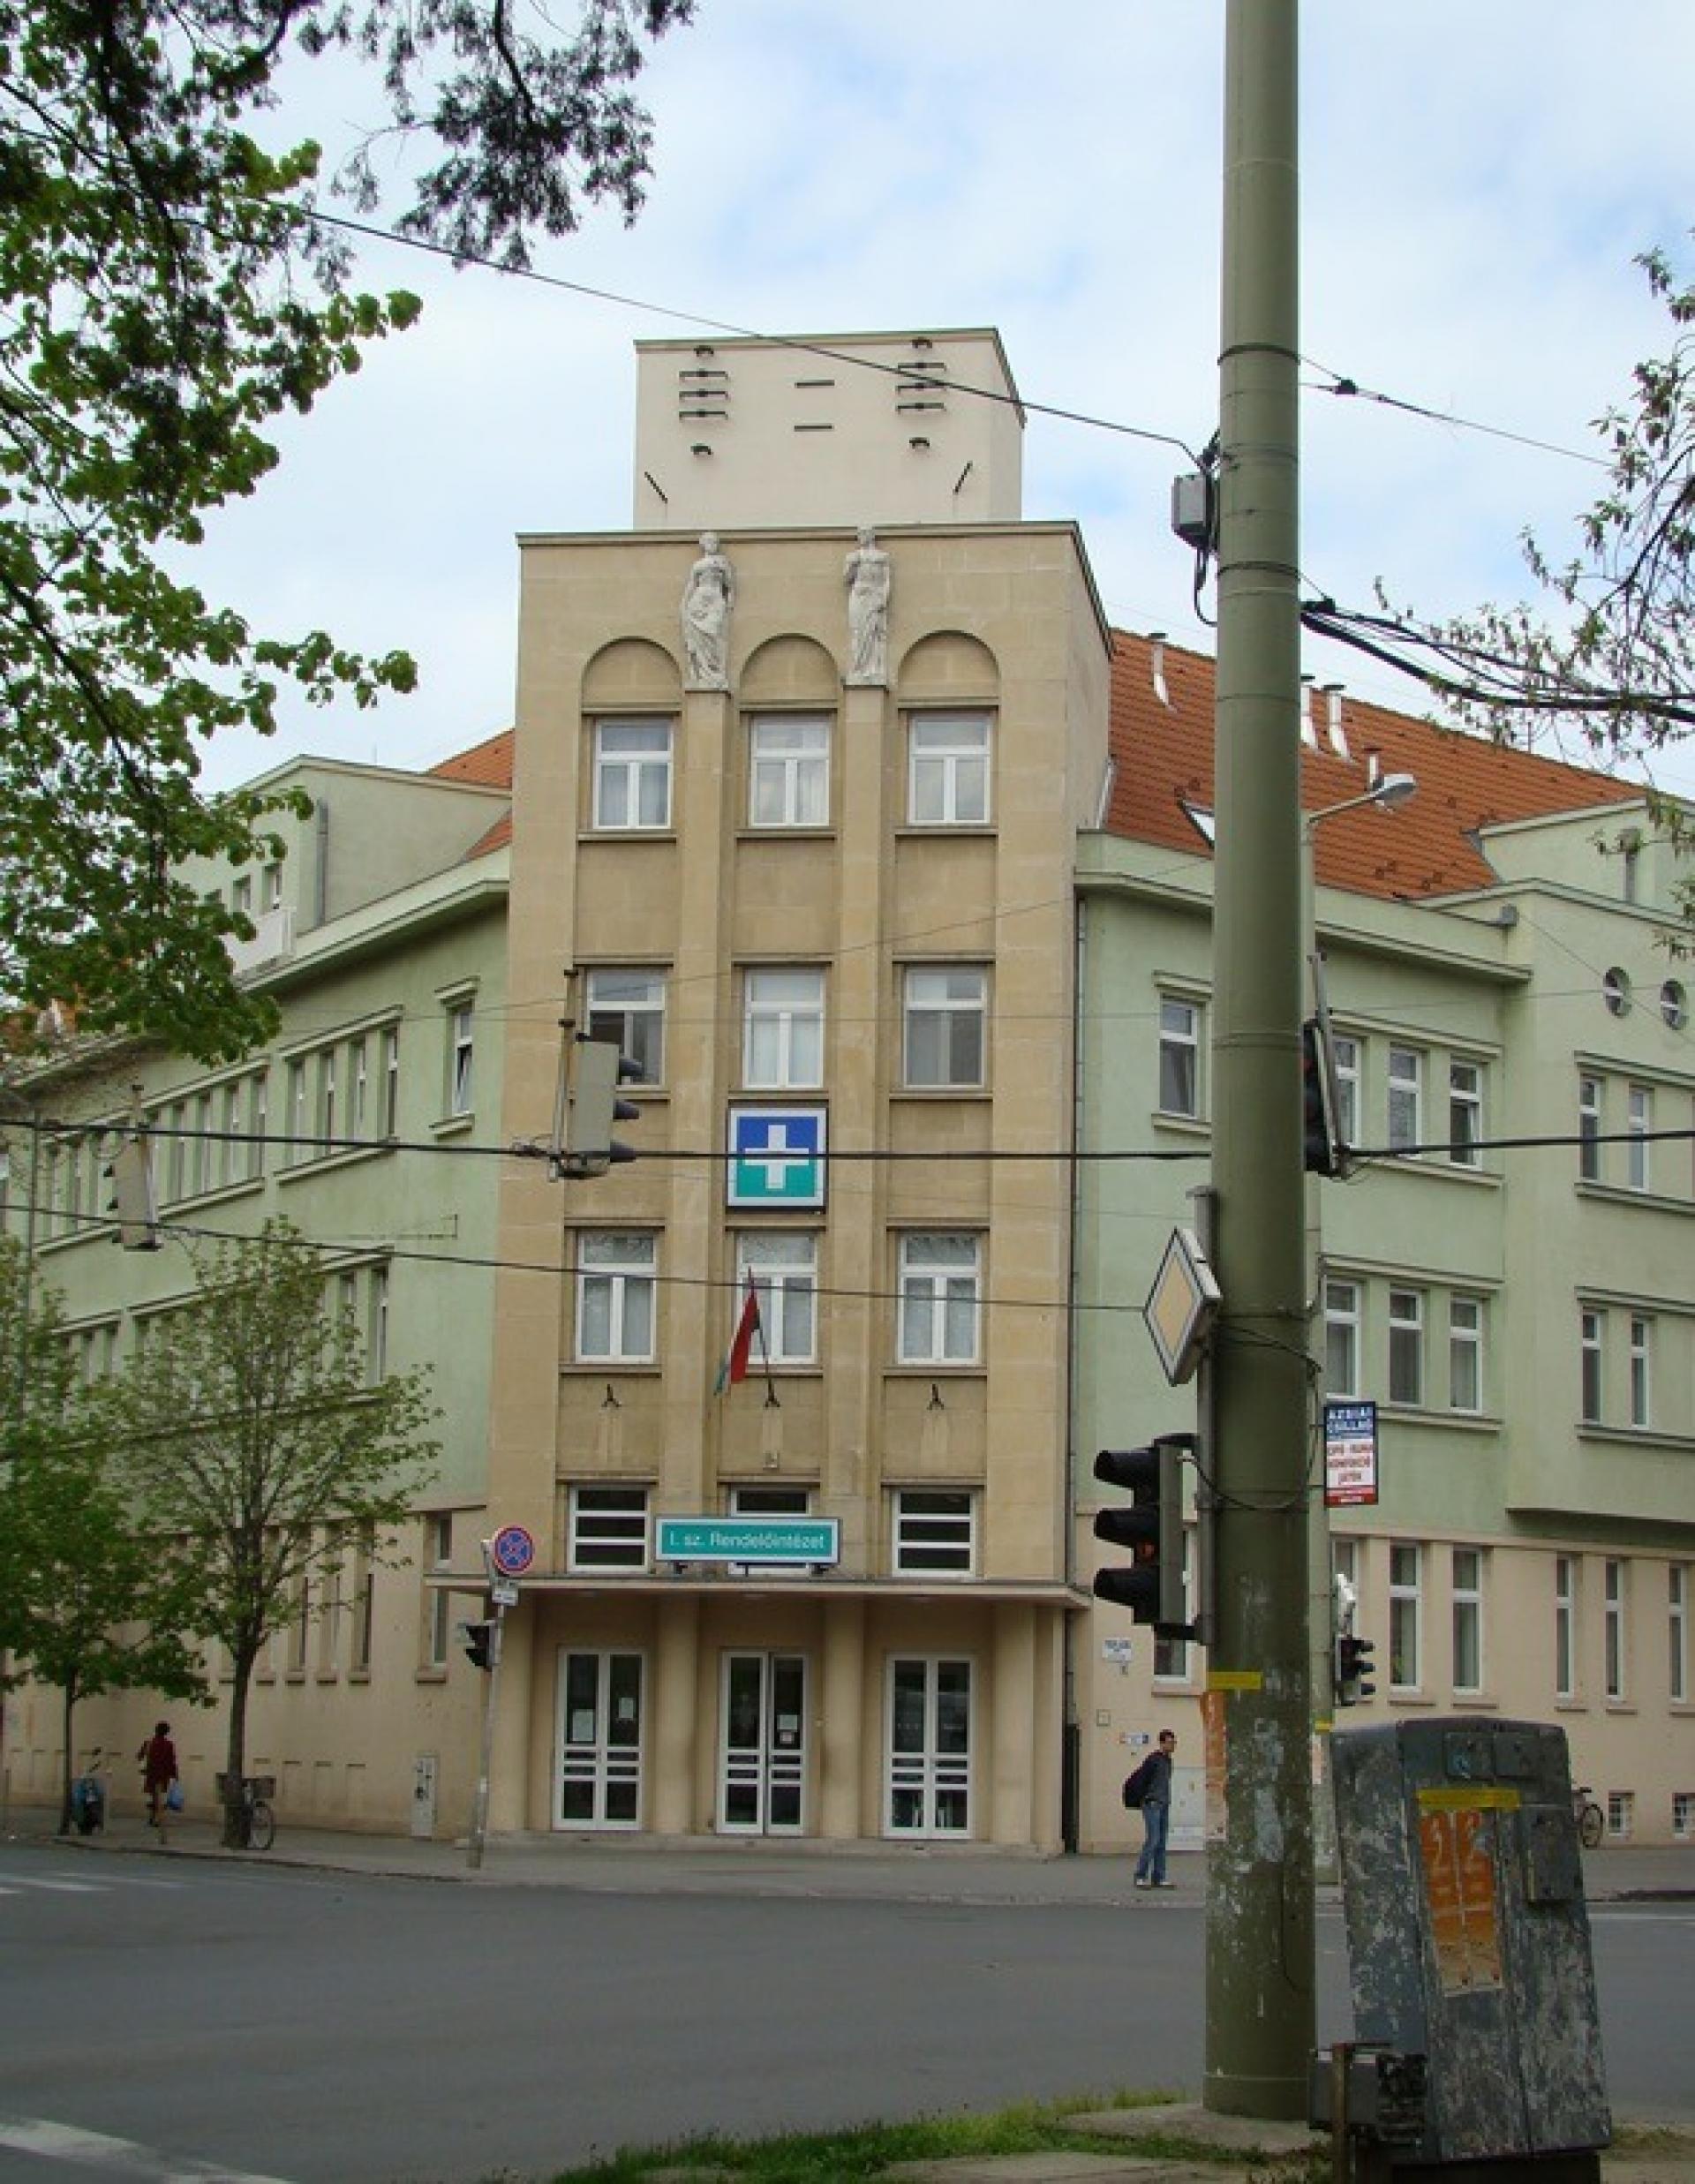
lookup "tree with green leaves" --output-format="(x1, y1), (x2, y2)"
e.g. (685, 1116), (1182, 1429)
(1, 0), (695, 1067)
(0, 1235), (206, 1833)
(105, 1221), (439, 1845)
(1405, 243), (1695, 762)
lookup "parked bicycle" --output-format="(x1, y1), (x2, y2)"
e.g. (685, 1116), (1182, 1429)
(1571, 1782), (1605, 1850)
(215, 1772), (276, 1851)
(70, 1750), (108, 1836)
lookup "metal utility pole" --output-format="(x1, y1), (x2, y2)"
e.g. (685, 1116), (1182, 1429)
(1203, 0), (1315, 2120)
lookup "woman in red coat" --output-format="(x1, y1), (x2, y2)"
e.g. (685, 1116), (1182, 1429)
(138, 1721), (177, 1827)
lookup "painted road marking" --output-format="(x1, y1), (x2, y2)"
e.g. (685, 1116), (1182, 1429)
(0, 2113), (296, 2180)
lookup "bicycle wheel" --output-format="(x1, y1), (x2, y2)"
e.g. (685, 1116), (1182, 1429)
(1578, 1802), (1604, 1851)
(248, 1799), (275, 1852)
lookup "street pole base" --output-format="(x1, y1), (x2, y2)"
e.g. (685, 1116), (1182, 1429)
(1203, 2067), (1312, 2123)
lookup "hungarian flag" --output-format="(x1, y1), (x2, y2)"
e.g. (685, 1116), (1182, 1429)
(715, 1276), (763, 1395)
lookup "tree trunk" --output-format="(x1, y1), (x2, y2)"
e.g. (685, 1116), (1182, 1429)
(56, 1683), (79, 1836)
(222, 1648), (257, 1849)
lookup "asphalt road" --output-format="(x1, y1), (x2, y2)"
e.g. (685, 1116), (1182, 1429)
(0, 1845), (1689, 2183)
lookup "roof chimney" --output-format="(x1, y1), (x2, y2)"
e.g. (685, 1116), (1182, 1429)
(1322, 683), (1349, 758)
(1148, 631), (1170, 709)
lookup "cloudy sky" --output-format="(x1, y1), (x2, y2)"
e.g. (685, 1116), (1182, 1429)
(191, 1), (1695, 795)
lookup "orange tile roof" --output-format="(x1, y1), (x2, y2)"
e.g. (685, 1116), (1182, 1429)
(429, 727), (515, 791)
(1107, 631), (1638, 900)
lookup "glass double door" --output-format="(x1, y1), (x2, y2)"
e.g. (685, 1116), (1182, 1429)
(556, 1649), (643, 1828)
(886, 1656), (972, 1836)
(719, 1652), (807, 1834)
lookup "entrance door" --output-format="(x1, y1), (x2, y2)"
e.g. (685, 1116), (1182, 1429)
(719, 1652), (807, 1834)
(885, 1656), (972, 1837)
(555, 1649), (644, 1828)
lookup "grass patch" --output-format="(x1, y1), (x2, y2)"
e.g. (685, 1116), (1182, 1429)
(540, 2090), (1181, 2183)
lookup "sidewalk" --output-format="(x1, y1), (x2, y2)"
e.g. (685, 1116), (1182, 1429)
(16, 1809), (1695, 1905)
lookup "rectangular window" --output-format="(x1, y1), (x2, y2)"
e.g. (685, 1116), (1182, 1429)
(1605, 1558), (1627, 1700)
(586, 968), (666, 1085)
(448, 1003), (475, 1116)
(426, 1513), (452, 1667)
(1323, 1278), (1361, 1398)
(382, 1026), (401, 1137)
(287, 1062), (308, 1167)
(903, 967), (987, 1089)
(1607, 1790), (1634, 1841)
(350, 1039), (369, 1140)
(367, 1265), (389, 1384)
(215, 1081), (239, 1192)
(1390, 1542), (1422, 1691)
(246, 1071), (267, 1181)
(351, 1530), (375, 1676)
(1629, 1315), (1653, 1427)
(743, 968), (825, 1088)
(1387, 1045), (1422, 1153)
(1449, 1293), (1484, 1414)
(1451, 1548), (1484, 1695)
(734, 1231), (818, 1366)
(167, 1101), (187, 1203)
(1448, 1058), (1483, 1167)
(593, 719), (673, 830)
(1670, 1564), (1688, 1706)
(1331, 1035), (1360, 1151)
(319, 1050), (337, 1156)
(1388, 1288), (1425, 1407)
(1580, 1308), (1605, 1425)
(897, 1232), (981, 1365)
(262, 862), (283, 912)
(892, 1488), (976, 1575)
(1578, 1074), (1602, 1182)
(908, 712), (991, 825)
(1627, 1083), (1651, 1192)
(749, 714), (830, 828)
(575, 1231), (657, 1363)
(1157, 998), (1202, 1118)
(1673, 1792), (1694, 1840)
(569, 1485), (650, 1570)
(728, 1484), (811, 1518)
(1556, 1555), (1578, 1701)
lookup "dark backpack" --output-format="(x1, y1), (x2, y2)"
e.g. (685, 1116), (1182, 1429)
(1122, 1758), (1155, 1810)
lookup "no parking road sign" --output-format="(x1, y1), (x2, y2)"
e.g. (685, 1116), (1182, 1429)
(490, 1525), (536, 1578)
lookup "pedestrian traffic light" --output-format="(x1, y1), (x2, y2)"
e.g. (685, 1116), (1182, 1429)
(1302, 1016), (1340, 1178)
(562, 1036), (642, 1179)
(1093, 1433), (1191, 1631)
(460, 1619), (497, 1672)
(102, 1131), (162, 1252)
(1334, 1631), (1377, 1706)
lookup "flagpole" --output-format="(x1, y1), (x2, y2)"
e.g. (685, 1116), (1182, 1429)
(752, 1275), (779, 1408)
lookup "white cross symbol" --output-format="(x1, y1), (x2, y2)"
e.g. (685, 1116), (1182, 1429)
(742, 1120), (813, 1192)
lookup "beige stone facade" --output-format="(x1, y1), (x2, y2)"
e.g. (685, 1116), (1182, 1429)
(481, 517), (1108, 1843)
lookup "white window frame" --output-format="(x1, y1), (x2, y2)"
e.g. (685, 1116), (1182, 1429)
(892, 1488), (976, 1576)
(1676, 1792), (1695, 1841)
(593, 718), (673, 831)
(1451, 1547), (1484, 1696)
(586, 968), (666, 1086)
(1578, 1074), (1602, 1182)
(1449, 1293), (1484, 1415)
(1448, 1058), (1483, 1168)
(1607, 1789), (1635, 1841)
(1669, 1563), (1688, 1706)
(381, 1025), (401, 1137)
(897, 1232), (982, 1367)
(749, 713), (830, 829)
(1157, 997), (1202, 1118)
(1388, 1287), (1425, 1407)
(1580, 1307), (1605, 1426)
(1629, 1314), (1653, 1428)
(743, 967), (825, 1089)
(908, 712), (991, 826)
(1389, 1541), (1422, 1693)
(574, 1232), (658, 1364)
(1331, 1034), (1360, 1150)
(1605, 1558), (1627, 1701)
(1387, 1044), (1423, 1154)
(569, 1485), (651, 1571)
(350, 1039), (370, 1141)
(734, 1231), (818, 1367)
(902, 966), (987, 1090)
(426, 1512), (453, 1667)
(1627, 1083), (1652, 1192)
(1555, 1555), (1578, 1702)
(447, 1001), (475, 1117)
(1323, 1277), (1361, 1398)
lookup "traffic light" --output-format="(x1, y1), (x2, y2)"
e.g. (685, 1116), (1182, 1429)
(562, 1037), (642, 1179)
(1093, 1433), (1191, 1630)
(1301, 1017), (1340, 1178)
(1334, 1631), (1377, 1707)
(103, 1132), (161, 1252)
(460, 1619), (497, 1671)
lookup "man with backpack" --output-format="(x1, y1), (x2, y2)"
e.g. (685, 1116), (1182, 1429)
(1122, 1728), (1178, 1888)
